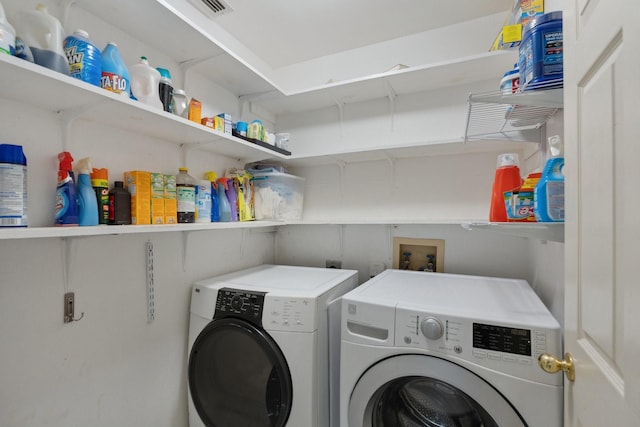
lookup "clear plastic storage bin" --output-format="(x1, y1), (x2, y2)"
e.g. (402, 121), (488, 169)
(251, 171), (305, 220)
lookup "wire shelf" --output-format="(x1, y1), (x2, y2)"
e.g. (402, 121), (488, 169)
(464, 79), (563, 143)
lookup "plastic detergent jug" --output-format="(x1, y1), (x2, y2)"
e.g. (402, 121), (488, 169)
(130, 56), (163, 109)
(519, 11), (563, 90)
(55, 151), (78, 226)
(534, 135), (565, 222)
(0, 1), (15, 55)
(0, 144), (27, 227)
(156, 67), (173, 112)
(64, 29), (101, 86)
(489, 153), (523, 222)
(14, 3), (69, 75)
(101, 42), (131, 97)
(76, 157), (98, 226)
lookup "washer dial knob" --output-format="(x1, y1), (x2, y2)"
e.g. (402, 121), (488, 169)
(420, 317), (444, 340)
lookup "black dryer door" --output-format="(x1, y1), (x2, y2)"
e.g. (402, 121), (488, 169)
(188, 317), (292, 427)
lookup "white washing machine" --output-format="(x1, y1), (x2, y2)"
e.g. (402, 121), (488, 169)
(188, 264), (358, 427)
(340, 269), (563, 427)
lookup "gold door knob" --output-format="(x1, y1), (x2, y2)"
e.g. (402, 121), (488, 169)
(538, 352), (575, 382)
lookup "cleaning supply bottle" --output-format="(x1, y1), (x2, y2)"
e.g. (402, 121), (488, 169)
(130, 56), (163, 109)
(63, 29), (101, 86)
(534, 135), (565, 222)
(76, 157), (98, 226)
(100, 42), (131, 97)
(55, 152), (78, 226)
(108, 181), (131, 225)
(224, 175), (238, 222)
(156, 67), (173, 112)
(0, 1), (16, 56)
(205, 171), (220, 222)
(216, 177), (232, 222)
(90, 167), (109, 224)
(195, 179), (212, 223)
(176, 167), (196, 223)
(13, 3), (69, 75)
(0, 144), (27, 227)
(489, 153), (523, 222)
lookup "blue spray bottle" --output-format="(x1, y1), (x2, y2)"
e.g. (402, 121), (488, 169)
(55, 151), (78, 226)
(76, 157), (99, 226)
(224, 176), (238, 222)
(205, 171), (220, 222)
(216, 177), (232, 222)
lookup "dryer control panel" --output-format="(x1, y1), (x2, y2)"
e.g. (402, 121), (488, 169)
(214, 288), (266, 327)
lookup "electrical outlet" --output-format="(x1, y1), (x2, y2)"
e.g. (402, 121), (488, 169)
(392, 237), (444, 273)
(325, 260), (342, 269)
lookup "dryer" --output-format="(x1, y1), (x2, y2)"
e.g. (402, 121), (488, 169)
(340, 269), (563, 427)
(188, 264), (358, 427)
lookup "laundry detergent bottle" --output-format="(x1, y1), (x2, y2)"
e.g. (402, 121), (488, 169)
(101, 42), (131, 97)
(64, 29), (102, 86)
(130, 56), (163, 109)
(14, 3), (69, 75)
(76, 157), (99, 226)
(534, 135), (565, 222)
(489, 153), (523, 222)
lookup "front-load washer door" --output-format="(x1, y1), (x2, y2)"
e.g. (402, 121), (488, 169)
(189, 317), (292, 427)
(349, 355), (527, 427)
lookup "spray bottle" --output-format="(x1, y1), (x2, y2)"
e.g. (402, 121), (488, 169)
(534, 135), (565, 222)
(224, 175), (238, 221)
(216, 177), (232, 222)
(205, 171), (220, 222)
(76, 157), (98, 226)
(55, 151), (78, 226)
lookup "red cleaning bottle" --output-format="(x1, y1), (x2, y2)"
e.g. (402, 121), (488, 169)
(489, 153), (523, 222)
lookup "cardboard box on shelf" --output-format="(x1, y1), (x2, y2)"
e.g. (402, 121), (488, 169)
(124, 171), (151, 225)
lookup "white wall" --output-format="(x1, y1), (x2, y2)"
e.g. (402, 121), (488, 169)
(0, 2), (565, 426)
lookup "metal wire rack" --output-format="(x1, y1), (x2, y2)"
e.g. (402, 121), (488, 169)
(464, 79), (563, 143)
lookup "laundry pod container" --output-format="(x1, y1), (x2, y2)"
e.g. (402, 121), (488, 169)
(519, 11), (563, 90)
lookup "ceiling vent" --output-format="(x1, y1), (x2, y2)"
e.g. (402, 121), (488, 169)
(187, 0), (234, 18)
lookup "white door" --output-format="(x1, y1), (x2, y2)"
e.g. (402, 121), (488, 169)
(562, 0), (640, 425)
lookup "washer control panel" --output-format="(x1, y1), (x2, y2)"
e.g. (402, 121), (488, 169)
(395, 306), (562, 383)
(214, 288), (266, 326)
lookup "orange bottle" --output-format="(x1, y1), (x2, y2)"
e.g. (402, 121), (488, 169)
(489, 153), (523, 222)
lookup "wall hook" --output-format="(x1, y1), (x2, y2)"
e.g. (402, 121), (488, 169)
(63, 292), (84, 323)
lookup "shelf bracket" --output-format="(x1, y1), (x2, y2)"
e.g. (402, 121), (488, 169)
(177, 53), (225, 92)
(384, 80), (397, 132)
(335, 101), (345, 138)
(382, 151), (397, 191)
(58, 103), (103, 152)
(60, 0), (76, 29)
(182, 230), (192, 272)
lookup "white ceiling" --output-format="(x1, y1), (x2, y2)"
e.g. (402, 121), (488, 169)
(210, 0), (514, 68)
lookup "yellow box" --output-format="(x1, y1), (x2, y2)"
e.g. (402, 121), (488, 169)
(164, 174), (177, 224)
(189, 98), (202, 124)
(124, 171), (151, 225)
(151, 173), (165, 224)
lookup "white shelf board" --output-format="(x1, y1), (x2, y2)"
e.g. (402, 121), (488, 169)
(281, 138), (539, 167)
(0, 54), (288, 163)
(284, 219), (475, 226)
(259, 51), (519, 115)
(461, 222), (564, 242)
(0, 221), (281, 240)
